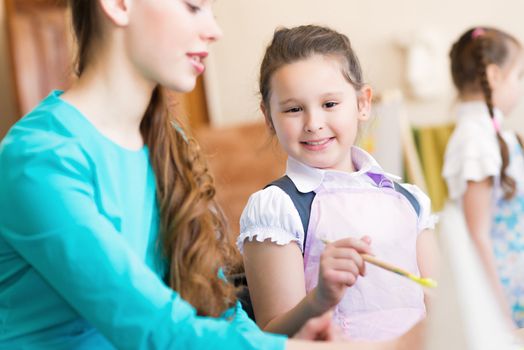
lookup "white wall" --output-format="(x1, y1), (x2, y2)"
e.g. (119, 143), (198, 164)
(207, 0), (524, 134)
(2, 1), (524, 135)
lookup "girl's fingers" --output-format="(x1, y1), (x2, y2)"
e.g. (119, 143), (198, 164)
(323, 248), (366, 275)
(328, 259), (360, 276)
(325, 257), (364, 277)
(360, 235), (372, 245)
(324, 269), (358, 286)
(331, 237), (372, 254)
(294, 310), (334, 340)
(327, 246), (364, 261)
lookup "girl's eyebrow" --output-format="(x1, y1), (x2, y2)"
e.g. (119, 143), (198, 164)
(278, 98), (298, 106)
(278, 92), (344, 106)
(320, 92), (344, 98)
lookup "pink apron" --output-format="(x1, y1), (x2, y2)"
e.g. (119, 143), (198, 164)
(303, 175), (426, 340)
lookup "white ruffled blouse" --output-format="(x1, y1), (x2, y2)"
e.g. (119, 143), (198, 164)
(442, 101), (522, 200)
(238, 147), (437, 253)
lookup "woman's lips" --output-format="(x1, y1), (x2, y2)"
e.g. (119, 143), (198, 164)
(187, 52), (208, 74)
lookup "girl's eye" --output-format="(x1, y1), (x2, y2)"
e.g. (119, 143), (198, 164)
(284, 107), (302, 113)
(324, 101), (338, 108)
(185, 2), (201, 13)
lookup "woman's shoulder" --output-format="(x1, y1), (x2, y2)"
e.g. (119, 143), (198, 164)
(1, 91), (94, 162)
(2, 120), (81, 163)
(0, 106), (92, 183)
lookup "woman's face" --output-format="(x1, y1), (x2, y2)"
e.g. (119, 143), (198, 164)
(125, 0), (222, 92)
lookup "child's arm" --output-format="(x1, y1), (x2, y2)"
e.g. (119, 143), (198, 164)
(287, 311), (426, 350)
(243, 237), (370, 336)
(463, 178), (510, 314)
(416, 228), (439, 306)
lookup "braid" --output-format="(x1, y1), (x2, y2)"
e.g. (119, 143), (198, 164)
(473, 34), (516, 199)
(475, 39), (495, 116)
(69, 1), (239, 316)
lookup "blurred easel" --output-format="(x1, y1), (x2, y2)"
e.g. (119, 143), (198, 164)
(372, 89), (427, 192)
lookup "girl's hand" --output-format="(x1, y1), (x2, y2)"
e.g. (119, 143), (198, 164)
(292, 311), (345, 341)
(313, 236), (372, 311)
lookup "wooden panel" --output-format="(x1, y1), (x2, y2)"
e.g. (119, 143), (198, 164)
(4, 0), (209, 128)
(194, 123), (286, 236)
(5, 0), (72, 117)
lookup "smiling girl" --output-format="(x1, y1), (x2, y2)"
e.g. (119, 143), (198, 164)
(239, 25), (438, 341)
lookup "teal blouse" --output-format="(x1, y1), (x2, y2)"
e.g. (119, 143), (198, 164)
(0, 91), (286, 349)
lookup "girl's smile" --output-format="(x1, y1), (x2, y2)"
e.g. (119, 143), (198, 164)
(300, 137), (336, 151)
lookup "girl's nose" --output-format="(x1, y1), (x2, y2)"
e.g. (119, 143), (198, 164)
(303, 114), (324, 133)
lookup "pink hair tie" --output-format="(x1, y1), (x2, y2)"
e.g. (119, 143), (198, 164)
(492, 117), (501, 133)
(472, 27), (486, 39)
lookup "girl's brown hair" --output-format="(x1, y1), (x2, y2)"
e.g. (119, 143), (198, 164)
(259, 25), (365, 125)
(69, 1), (238, 317)
(450, 27), (521, 199)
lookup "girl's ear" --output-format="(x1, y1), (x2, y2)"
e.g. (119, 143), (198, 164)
(261, 103), (275, 133)
(357, 85), (373, 122)
(486, 63), (503, 90)
(99, 0), (131, 26)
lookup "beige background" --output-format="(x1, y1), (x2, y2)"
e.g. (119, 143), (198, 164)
(205, 0), (524, 133)
(2, 1), (524, 135)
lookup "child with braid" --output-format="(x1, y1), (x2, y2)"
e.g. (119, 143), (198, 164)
(443, 27), (524, 327)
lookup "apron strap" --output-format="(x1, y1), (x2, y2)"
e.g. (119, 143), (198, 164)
(265, 174), (421, 255)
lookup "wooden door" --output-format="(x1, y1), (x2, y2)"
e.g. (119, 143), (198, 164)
(5, 0), (72, 118)
(5, 0), (209, 128)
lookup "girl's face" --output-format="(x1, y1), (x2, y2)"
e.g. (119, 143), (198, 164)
(265, 55), (371, 172)
(492, 45), (524, 115)
(125, 0), (222, 92)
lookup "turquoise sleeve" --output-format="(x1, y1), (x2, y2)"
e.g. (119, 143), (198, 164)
(0, 138), (286, 350)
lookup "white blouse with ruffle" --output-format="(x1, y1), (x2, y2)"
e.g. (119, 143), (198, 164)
(442, 101), (522, 200)
(238, 147), (437, 253)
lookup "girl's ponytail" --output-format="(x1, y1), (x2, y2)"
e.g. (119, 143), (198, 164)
(450, 27), (521, 200)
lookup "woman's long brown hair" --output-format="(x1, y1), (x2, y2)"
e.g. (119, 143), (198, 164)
(69, 1), (238, 317)
(450, 27), (521, 200)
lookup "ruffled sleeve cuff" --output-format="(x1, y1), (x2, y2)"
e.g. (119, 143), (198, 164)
(444, 157), (499, 200)
(237, 186), (305, 253)
(442, 123), (500, 200)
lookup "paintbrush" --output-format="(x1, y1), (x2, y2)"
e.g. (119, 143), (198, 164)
(321, 239), (438, 288)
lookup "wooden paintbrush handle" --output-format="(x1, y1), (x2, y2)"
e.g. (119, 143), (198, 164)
(361, 254), (411, 277)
